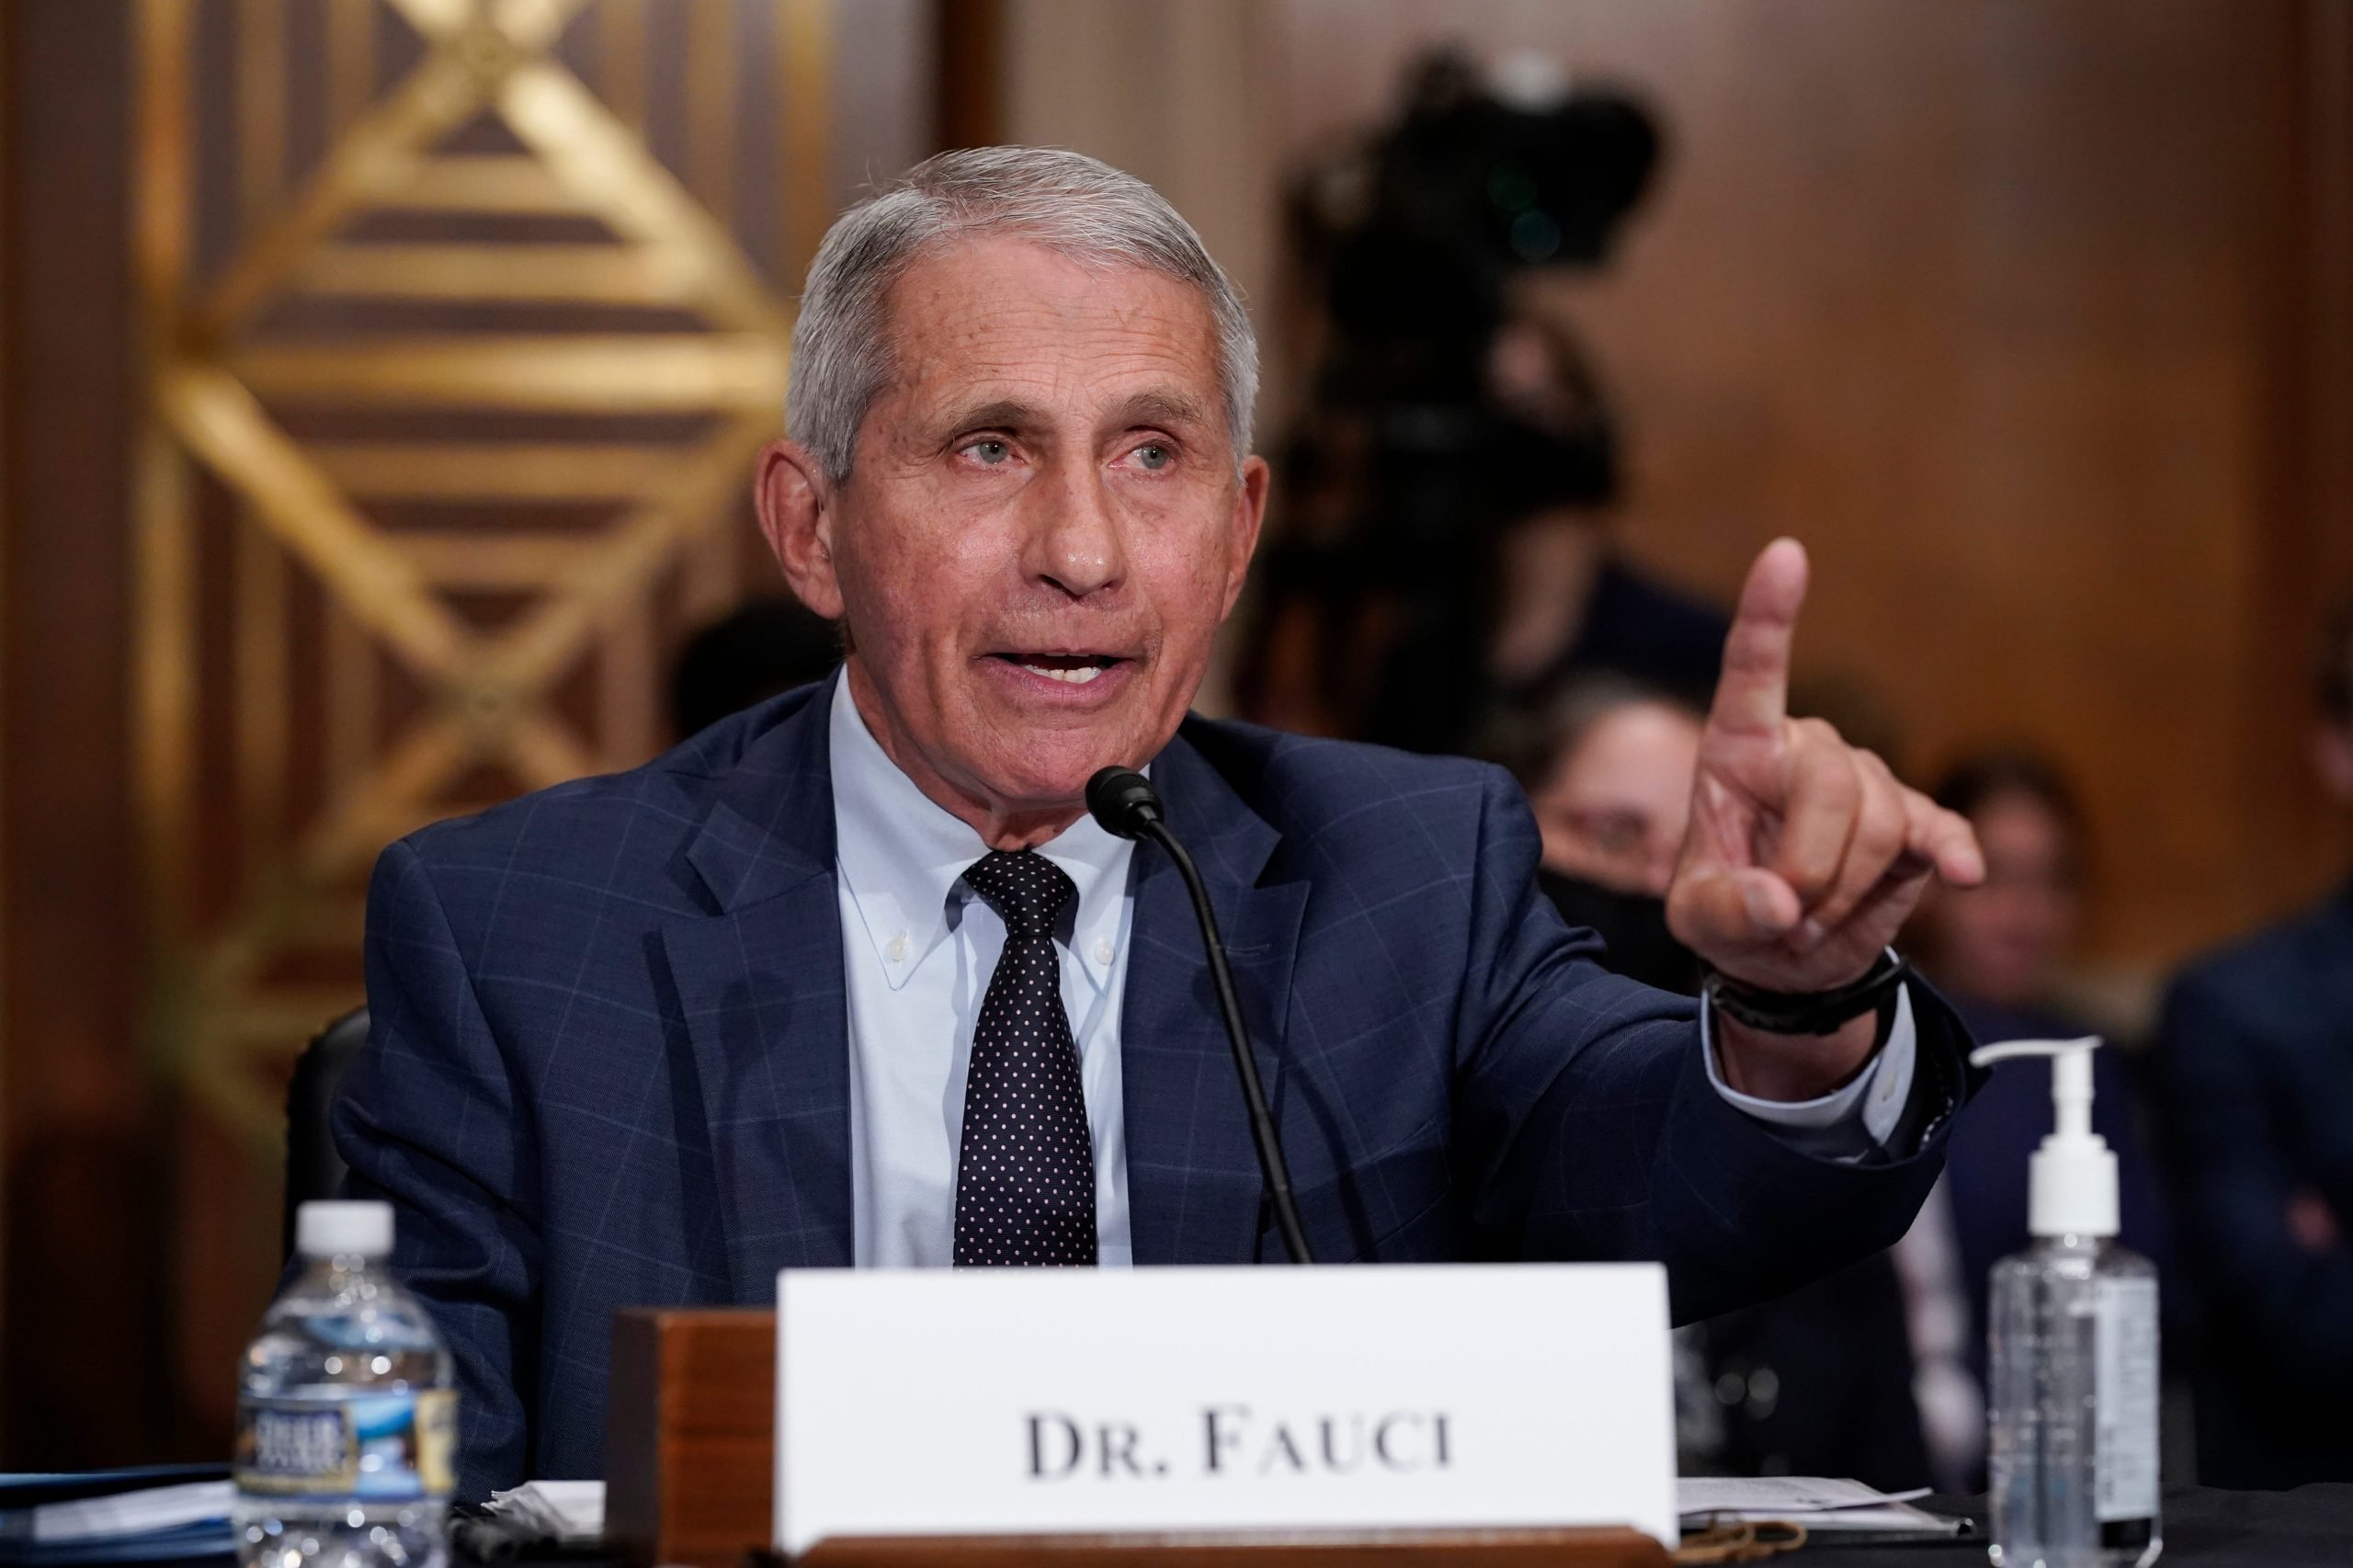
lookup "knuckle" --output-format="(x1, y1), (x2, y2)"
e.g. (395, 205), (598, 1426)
(1862, 801), (1908, 859)
(1794, 733), (1859, 794)
(1831, 751), (1867, 805)
(1923, 809), (1968, 852)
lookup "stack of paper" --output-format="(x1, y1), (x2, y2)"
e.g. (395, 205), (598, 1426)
(484, 1481), (604, 1545)
(1677, 1475), (1967, 1535)
(0, 1467), (234, 1564)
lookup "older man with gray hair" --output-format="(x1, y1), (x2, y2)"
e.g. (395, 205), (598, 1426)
(338, 147), (1986, 1496)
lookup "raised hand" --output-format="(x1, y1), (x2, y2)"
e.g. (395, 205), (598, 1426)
(1667, 540), (1984, 1004)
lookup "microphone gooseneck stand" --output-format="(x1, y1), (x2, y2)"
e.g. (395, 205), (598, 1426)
(1086, 767), (1314, 1265)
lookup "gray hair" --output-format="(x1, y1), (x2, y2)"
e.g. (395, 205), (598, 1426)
(785, 147), (1258, 482)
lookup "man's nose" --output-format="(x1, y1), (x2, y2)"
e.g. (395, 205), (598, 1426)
(1023, 460), (1127, 599)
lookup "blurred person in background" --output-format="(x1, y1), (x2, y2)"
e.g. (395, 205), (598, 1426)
(1489, 676), (1931, 1490)
(1479, 312), (1729, 708)
(1238, 51), (1726, 753)
(1910, 754), (2097, 1039)
(1897, 750), (2172, 1489)
(1491, 674), (1705, 992)
(2153, 590), (2353, 1488)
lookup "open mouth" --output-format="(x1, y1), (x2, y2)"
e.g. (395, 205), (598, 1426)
(992, 653), (1124, 687)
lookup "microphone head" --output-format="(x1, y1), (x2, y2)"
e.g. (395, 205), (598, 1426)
(1086, 766), (1163, 840)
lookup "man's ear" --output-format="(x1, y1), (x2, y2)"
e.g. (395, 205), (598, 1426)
(754, 437), (845, 619)
(1220, 454), (1272, 619)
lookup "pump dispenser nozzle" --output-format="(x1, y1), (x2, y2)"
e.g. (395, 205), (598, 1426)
(1969, 1036), (2117, 1238)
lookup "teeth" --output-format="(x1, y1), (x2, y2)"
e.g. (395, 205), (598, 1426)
(1020, 663), (1108, 685)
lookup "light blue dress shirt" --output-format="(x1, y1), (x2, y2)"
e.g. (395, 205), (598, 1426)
(825, 676), (1915, 1267)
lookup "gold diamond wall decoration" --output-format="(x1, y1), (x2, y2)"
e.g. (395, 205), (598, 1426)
(133, 0), (830, 1149)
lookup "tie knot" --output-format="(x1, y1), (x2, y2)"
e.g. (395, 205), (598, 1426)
(961, 849), (1078, 937)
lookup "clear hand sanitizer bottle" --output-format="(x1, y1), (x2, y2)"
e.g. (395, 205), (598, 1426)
(1978, 1038), (2160, 1568)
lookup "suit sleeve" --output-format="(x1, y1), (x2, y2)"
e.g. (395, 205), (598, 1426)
(2152, 972), (2353, 1382)
(334, 838), (540, 1498)
(1449, 766), (1971, 1324)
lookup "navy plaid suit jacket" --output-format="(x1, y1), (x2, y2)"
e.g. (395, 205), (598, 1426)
(335, 676), (1971, 1497)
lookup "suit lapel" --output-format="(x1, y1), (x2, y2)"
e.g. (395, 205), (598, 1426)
(1121, 727), (1308, 1265)
(660, 683), (854, 1300)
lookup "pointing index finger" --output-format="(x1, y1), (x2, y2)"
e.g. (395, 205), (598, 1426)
(1708, 538), (1809, 738)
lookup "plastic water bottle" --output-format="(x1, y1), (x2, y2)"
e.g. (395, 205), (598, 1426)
(233, 1201), (456, 1568)
(1978, 1040), (2161, 1568)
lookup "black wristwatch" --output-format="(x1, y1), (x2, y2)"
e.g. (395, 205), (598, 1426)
(1702, 949), (1910, 1036)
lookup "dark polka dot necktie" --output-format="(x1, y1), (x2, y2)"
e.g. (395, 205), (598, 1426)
(953, 849), (1097, 1267)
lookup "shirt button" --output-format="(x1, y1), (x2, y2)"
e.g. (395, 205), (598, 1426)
(886, 933), (909, 963)
(1094, 937), (1115, 964)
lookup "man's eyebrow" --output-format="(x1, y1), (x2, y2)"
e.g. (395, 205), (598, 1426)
(1111, 390), (1212, 429)
(934, 397), (1050, 436)
(926, 391), (1215, 444)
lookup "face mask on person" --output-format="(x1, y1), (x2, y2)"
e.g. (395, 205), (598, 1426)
(1538, 869), (1701, 997)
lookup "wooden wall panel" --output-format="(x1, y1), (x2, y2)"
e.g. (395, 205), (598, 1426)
(999, 0), (1282, 418)
(1266, 0), (2352, 969)
(0, 0), (172, 1467)
(2, 0), (928, 1468)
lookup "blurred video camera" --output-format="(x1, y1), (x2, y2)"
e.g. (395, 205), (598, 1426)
(1289, 48), (1663, 508)
(1261, 51), (1665, 752)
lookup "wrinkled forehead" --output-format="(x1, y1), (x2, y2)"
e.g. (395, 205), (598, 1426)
(872, 234), (1227, 434)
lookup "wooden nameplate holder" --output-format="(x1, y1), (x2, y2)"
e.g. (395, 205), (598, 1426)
(605, 1308), (1670, 1568)
(608, 1310), (777, 1567)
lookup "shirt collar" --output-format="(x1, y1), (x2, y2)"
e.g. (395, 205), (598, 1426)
(828, 672), (1135, 992)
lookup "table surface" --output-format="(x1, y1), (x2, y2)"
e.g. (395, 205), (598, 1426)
(471, 1486), (2353, 1568)
(1805, 1485), (2353, 1568)
(36, 1483), (2349, 1568)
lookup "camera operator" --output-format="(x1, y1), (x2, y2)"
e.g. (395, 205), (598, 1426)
(1238, 51), (1725, 753)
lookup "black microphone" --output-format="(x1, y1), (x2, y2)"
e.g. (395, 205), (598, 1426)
(1087, 766), (1314, 1265)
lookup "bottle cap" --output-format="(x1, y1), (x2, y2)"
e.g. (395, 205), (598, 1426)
(1967, 1036), (2118, 1238)
(296, 1199), (394, 1258)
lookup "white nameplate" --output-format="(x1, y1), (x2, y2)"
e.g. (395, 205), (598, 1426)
(774, 1263), (1675, 1554)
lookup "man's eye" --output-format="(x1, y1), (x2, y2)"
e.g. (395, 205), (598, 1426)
(963, 439), (1011, 465)
(1133, 443), (1172, 472)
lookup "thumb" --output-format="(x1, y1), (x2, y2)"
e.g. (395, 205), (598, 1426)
(1667, 864), (1802, 954)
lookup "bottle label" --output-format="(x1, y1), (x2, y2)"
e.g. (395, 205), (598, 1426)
(234, 1390), (456, 1502)
(2093, 1276), (2159, 1521)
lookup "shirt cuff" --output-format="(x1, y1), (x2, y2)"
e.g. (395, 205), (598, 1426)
(1702, 980), (1917, 1160)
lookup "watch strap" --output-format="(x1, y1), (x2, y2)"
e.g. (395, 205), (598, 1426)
(1703, 950), (1910, 1037)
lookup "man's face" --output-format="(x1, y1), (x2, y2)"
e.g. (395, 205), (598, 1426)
(1529, 701), (1704, 898)
(1918, 790), (2081, 1008)
(759, 236), (1267, 842)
